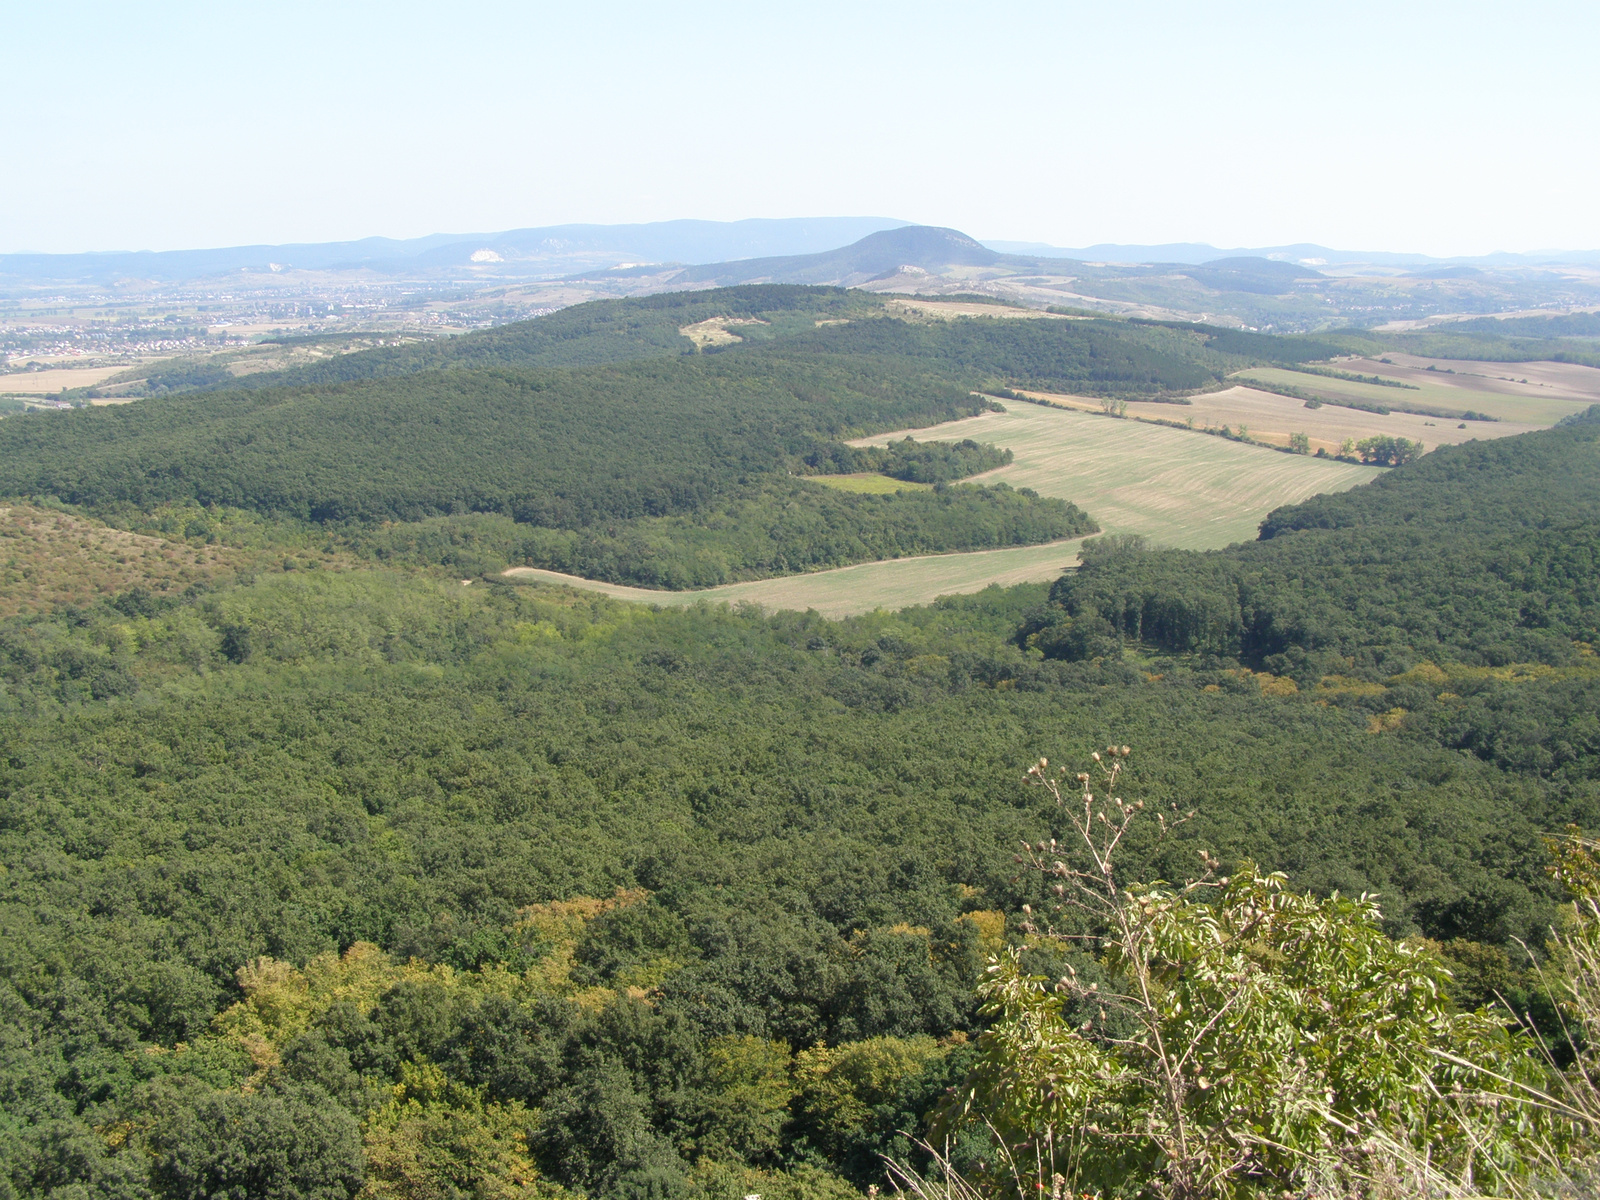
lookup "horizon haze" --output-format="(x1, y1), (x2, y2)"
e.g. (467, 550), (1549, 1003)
(5, 1), (1597, 258)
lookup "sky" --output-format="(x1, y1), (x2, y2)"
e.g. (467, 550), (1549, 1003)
(4, 0), (1597, 257)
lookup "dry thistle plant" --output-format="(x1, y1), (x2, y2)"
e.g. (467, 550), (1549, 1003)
(927, 744), (1567, 1200)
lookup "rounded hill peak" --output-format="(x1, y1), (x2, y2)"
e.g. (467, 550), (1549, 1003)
(850, 225), (1000, 269)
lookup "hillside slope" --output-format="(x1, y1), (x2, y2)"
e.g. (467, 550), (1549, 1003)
(1038, 406), (1600, 678)
(214, 285), (1353, 396)
(673, 225), (1002, 285)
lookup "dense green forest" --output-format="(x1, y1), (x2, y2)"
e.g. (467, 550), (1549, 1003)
(396, 478), (1089, 590)
(5, 285), (1600, 1197)
(3, 414), (1600, 1197)
(0, 356), (998, 524)
(811, 436), (1012, 483)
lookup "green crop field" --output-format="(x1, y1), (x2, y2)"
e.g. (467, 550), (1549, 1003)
(1235, 366), (1598, 424)
(810, 472), (932, 494)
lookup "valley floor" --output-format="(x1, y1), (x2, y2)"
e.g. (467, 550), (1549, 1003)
(506, 404), (1386, 613)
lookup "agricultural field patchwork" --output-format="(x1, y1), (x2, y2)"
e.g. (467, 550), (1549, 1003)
(1235, 361), (1600, 425)
(1029, 386), (1539, 455)
(1344, 353), (1600, 403)
(507, 403), (1384, 614)
(853, 403), (1384, 550)
(0, 364), (131, 394)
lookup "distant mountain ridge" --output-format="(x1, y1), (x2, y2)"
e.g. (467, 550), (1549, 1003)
(983, 239), (1600, 268)
(0, 217), (911, 286)
(11, 217), (1599, 289)
(668, 226), (1002, 286)
(632, 229), (1333, 295)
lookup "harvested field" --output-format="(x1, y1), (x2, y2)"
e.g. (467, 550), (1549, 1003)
(1347, 354), (1600, 403)
(1235, 365), (1595, 425)
(810, 473), (932, 494)
(0, 365), (129, 394)
(503, 537), (1089, 618)
(853, 403), (1383, 550)
(1029, 386), (1538, 455)
(883, 298), (1059, 321)
(0, 504), (240, 617)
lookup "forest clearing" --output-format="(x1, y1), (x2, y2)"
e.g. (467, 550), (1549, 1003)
(811, 472), (933, 493)
(853, 403), (1382, 549)
(502, 535), (1090, 616)
(503, 404), (1384, 614)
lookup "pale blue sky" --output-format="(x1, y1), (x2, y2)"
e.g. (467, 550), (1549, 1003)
(5, 0), (1597, 256)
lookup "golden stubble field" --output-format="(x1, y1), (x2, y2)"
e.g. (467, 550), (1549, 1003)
(1234, 364), (1597, 427)
(853, 405), (1383, 550)
(0, 365), (131, 394)
(1345, 354), (1600, 404)
(1031, 386), (1540, 455)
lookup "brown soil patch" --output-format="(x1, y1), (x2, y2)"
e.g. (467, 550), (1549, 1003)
(0, 505), (241, 617)
(678, 317), (769, 349)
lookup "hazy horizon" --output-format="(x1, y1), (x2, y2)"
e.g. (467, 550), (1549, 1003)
(6, 1), (1597, 258)
(5, 218), (1598, 266)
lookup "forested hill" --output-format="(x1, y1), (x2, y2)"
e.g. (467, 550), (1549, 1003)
(1035, 406), (1600, 679)
(0, 341), (1096, 588)
(247, 286), (889, 384)
(0, 356), (996, 523)
(0, 284), (1375, 590)
(226, 286), (1352, 396)
(1371, 312), (1600, 367)
(3, 447), (1597, 1195)
(3, 392), (1600, 1191)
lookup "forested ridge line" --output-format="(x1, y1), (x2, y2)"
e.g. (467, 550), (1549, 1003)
(230, 285), (890, 386)
(207, 285), (1359, 399)
(0, 355), (998, 521)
